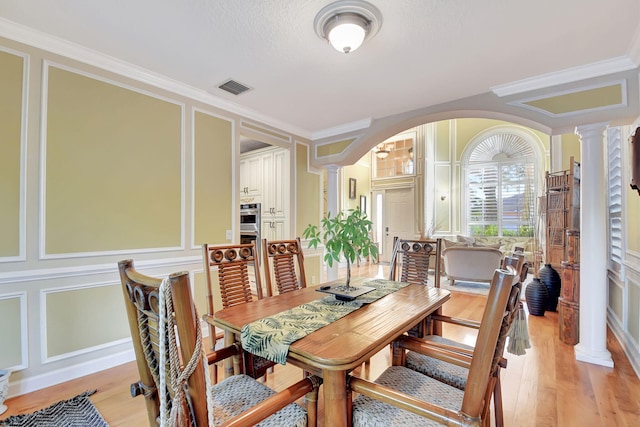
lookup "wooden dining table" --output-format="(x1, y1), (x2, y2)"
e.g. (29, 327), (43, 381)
(206, 278), (451, 427)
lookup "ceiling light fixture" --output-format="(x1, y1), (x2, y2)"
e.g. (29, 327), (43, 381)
(375, 144), (390, 159)
(314, 0), (382, 54)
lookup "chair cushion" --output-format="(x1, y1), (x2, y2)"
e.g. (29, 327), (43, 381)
(352, 366), (464, 426)
(212, 374), (307, 427)
(405, 336), (473, 390)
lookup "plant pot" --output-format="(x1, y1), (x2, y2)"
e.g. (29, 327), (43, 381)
(538, 264), (561, 311)
(525, 278), (549, 316)
(0, 369), (10, 415)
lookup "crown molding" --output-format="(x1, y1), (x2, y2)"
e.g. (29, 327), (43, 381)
(491, 56), (638, 97)
(0, 18), (310, 139)
(311, 117), (372, 141)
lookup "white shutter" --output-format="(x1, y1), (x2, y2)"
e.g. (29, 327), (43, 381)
(607, 127), (623, 273)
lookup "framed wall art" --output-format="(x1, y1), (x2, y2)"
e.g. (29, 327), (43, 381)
(349, 178), (357, 199)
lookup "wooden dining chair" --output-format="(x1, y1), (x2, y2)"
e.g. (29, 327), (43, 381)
(202, 242), (275, 380)
(375, 256), (525, 426)
(118, 259), (321, 427)
(262, 237), (307, 297)
(348, 267), (520, 427)
(389, 237), (441, 288)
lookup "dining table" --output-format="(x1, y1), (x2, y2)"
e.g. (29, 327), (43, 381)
(206, 277), (451, 427)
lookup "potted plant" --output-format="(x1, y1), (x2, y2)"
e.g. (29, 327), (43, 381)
(303, 209), (378, 290)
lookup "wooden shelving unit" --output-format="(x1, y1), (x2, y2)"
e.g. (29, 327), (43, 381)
(544, 158), (580, 269)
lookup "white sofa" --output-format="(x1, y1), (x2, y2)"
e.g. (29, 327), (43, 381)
(442, 246), (503, 285)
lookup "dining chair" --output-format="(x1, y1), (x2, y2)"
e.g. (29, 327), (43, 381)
(389, 237), (441, 288)
(388, 237), (441, 337)
(202, 242), (275, 380)
(348, 267), (520, 427)
(392, 256), (526, 426)
(262, 237), (307, 297)
(118, 259), (321, 427)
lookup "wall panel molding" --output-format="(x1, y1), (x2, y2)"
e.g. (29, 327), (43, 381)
(39, 61), (186, 258)
(0, 46), (28, 262)
(0, 292), (28, 370)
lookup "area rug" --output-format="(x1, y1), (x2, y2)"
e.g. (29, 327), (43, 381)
(0, 390), (108, 427)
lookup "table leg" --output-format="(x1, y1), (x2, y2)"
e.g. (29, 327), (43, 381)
(323, 370), (348, 427)
(432, 307), (443, 336)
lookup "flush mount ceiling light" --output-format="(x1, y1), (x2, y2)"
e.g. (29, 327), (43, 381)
(314, 0), (382, 54)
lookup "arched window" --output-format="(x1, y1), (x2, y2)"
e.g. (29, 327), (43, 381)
(463, 131), (539, 237)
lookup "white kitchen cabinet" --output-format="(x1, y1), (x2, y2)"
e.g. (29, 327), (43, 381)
(262, 218), (285, 241)
(240, 146), (290, 237)
(261, 148), (289, 217)
(239, 155), (262, 197)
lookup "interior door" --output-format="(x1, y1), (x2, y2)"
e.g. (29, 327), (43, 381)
(377, 187), (415, 262)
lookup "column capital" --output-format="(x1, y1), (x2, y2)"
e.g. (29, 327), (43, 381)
(575, 122), (609, 141)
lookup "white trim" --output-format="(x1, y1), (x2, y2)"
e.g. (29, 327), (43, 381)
(315, 133), (365, 161)
(0, 255), (201, 284)
(39, 281), (131, 364)
(0, 292), (28, 371)
(508, 79), (628, 118)
(608, 311), (640, 379)
(240, 120), (292, 144)
(311, 117), (372, 141)
(38, 60), (187, 259)
(491, 56), (637, 97)
(7, 348), (135, 398)
(0, 46), (29, 263)
(0, 17), (309, 139)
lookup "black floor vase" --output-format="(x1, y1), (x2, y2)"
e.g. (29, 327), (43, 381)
(525, 277), (549, 316)
(538, 263), (561, 311)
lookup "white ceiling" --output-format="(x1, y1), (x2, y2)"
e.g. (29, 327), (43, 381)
(2, 0), (640, 140)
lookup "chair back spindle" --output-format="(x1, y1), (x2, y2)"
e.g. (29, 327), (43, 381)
(262, 237), (307, 296)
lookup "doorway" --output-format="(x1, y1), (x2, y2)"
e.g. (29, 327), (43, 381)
(372, 187), (415, 263)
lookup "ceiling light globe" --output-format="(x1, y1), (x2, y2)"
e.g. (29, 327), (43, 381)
(314, 1), (382, 55)
(328, 22), (366, 53)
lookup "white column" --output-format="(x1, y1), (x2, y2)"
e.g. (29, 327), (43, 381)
(326, 165), (340, 281)
(550, 135), (563, 172)
(574, 122), (614, 367)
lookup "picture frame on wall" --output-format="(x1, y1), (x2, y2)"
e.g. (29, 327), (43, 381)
(349, 178), (357, 199)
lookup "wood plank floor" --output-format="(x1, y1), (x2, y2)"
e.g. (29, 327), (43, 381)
(3, 263), (640, 426)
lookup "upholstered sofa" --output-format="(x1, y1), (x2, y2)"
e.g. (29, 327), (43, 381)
(450, 235), (535, 260)
(441, 246), (503, 285)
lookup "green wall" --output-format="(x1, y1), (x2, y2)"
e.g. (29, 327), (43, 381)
(193, 111), (233, 244)
(0, 49), (23, 257)
(45, 67), (182, 254)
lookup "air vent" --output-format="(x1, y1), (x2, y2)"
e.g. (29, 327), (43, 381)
(218, 79), (252, 96)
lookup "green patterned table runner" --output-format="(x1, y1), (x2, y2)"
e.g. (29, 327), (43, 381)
(240, 279), (408, 364)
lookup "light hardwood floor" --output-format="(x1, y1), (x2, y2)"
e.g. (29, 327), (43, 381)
(3, 263), (640, 426)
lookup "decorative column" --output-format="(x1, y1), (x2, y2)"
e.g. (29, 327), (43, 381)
(326, 165), (340, 281)
(574, 123), (614, 367)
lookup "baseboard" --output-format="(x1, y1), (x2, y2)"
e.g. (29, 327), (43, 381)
(608, 312), (640, 378)
(7, 349), (135, 398)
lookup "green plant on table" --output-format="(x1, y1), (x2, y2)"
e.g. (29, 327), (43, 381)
(302, 209), (378, 289)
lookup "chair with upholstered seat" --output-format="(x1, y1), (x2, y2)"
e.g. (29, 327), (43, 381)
(118, 259), (321, 427)
(202, 242), (276, 380)
(399, 255), (526, 426)
(349, 267), (520, 427)
(262, 237), (307, 296)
